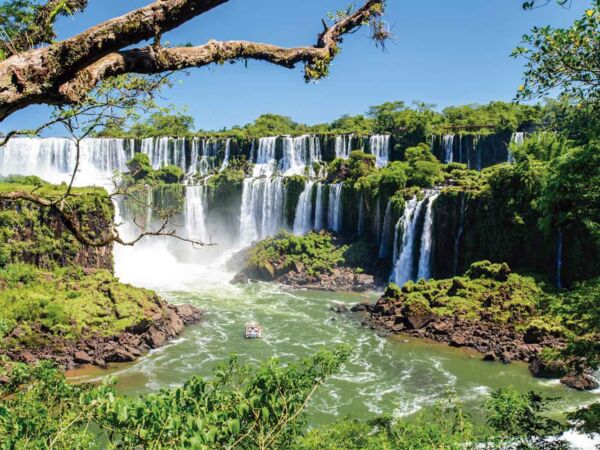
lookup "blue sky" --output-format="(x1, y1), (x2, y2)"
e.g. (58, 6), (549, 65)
(0, 0), (590, 134)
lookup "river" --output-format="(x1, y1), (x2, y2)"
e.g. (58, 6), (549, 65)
(68, 239), (599, 435)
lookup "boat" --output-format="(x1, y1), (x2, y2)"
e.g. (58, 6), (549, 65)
(245, 322), (262, 339)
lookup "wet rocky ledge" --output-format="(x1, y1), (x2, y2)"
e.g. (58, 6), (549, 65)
(347, 300), (598, 391)
(1, 303), (203, 370)
(232, 265), (376, 292)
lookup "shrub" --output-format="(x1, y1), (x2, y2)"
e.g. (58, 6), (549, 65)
(155, 165), (184, 184)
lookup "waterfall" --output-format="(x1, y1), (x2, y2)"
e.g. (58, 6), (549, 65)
(188, 138), (200, 176)
(416, 194), (439, 280)
(220, 139), (231, 170)
(239, 177), (285, 246)
(391, 197), (422, 285)
(378, 200), (393, 257)
(443, 135), (454, 164)
(335, 135), (353, 159)
(0, 137), (131, 187)
(253, 137), (278, 177)
(453, 193), (466, 276)
(508, 131), (525, 164)
(314, 183), (325, 231)
(458, 134), (463, 164)
(279, 135), (321, 176)
(357, 195), (365, 236)
(556, 229), (563, 289)
(184, 185), (208, 243)
(293, 181), (315, 235)
(327, 183), (343, 232)
(390, 191), (438, 285)
(370, 135), (390, 168)
(140, 137), (187, 170)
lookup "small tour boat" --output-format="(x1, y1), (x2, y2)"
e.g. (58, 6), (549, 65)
(245, 322), (262, 339)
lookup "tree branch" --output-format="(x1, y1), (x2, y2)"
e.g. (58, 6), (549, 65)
(60, 0), (385, 102)
(0, 190), (213, 248)
(1, 0), (90, 56)
(0, 0), (385, 121)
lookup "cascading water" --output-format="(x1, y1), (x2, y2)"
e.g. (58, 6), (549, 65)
(314, 183), (325, 231)
(369, 135), (390, 168)
(239, 177), (285, 246)
(378, 200), (393, 258)
(253, 137), (278, 177)
(443, 135), (454, 164)
(0, 137), (131, 187)
(390, 197), (421, 285)
(184, 185), (208, 243)
(293, 181), (315, 235)
(220, 139), (231, 171)
(390, 192), (438, 285)
(327, 183), (343, 232)
(508, 132), (525, 164)
(416, 194), (439, 280)
(335, 135), (353, 159)
(279, 135), (321, 176)
(142, 137), (186, 170)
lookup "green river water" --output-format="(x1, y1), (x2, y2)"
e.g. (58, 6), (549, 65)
(69, 244), (599, 433)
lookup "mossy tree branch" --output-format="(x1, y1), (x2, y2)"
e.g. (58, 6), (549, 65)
(0, 0), (386, 121)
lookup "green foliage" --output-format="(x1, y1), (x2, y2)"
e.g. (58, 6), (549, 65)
(485, 388), (565, 445)
(242, 114), (307, 138)
(329, 114), (375, 135)
(0, 348), (350, 449)
(247, 231), (347, 278)
(405, 143), (444, 188)
(545, 277), (600, 369)
(129, 110), (195, 138)
(439, 102), (541, 134)
(0, 264), (164, 349)
(0, 181), (113, 270)
(0, 0), (86, 60)
(539, 141), (600, 245)
(568, 402), (600, 437)
(514, 3), (600, 103)
(368, 101), (442, 148)
(126, 152), (153, 181)
(510, 131), (570, 162)
(206, 156), (251, 198)
(125, 154), (184, 185)
(466, 260), (511, 282)
(155, 165), (184, 184)
(541, 98), (600, 145)
(327, 151), (376, 184)
(382, 261), (543, 324)
(0, 360), (98, 449)
(297, 398), (476, 449)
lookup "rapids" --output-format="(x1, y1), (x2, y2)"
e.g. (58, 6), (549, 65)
(67, 238), (599, 428)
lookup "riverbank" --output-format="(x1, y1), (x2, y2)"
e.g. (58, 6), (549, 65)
(349, 261), (599, 391)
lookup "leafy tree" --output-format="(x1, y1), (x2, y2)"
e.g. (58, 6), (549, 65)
(485, 388), (565, 447)
(404, 143), (444, 188)
(126, 153), (153, 181)
(130, 110), (195, 137)
(329, 114), (375, 135)
(510, 131), (570, 162)
(243, 114), (307, 138)
(539, 141), (600, 244)
(0, 348), (351, 449)
(514, 2), (600, 103)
